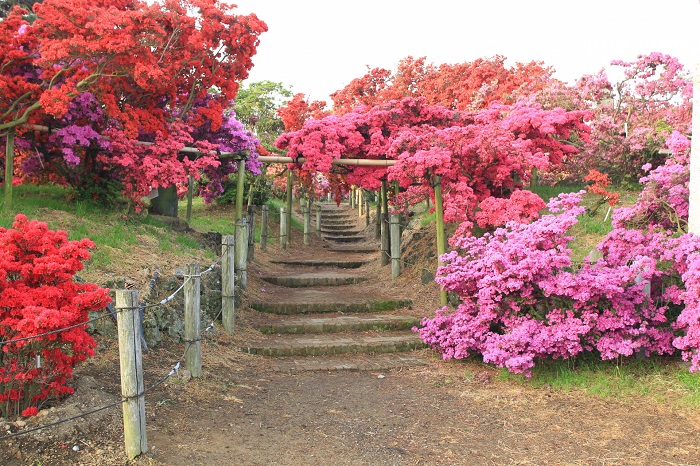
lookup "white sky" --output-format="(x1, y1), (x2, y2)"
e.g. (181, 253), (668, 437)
(231, 0), (700, 105)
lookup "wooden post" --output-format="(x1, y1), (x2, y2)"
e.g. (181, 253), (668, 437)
(115, 290), (148, 460)
(365, 198), (370, 227)
(236, 159), (246, 220)
(433, 176), (448, 306)
(186, 174), (194, 224)
(358, 189), (363, 217)
(247, 205), (255, 262)
(315, 204), (321, 238)
(184, 263), (202, 378)
(3, 129), (14, 212)
(375, 200), (381, 239)
(221, 236), (235, 333)
(286, 171), (293, 239)
(380, 213), (389, 266)
(303, 199), (311, 245)
(390, 213), (401, 279)
(280, 207), (287, 249)
(261, 205), (269, 251)
(235, 217), (248, 289)
(350, 187), (355, 208)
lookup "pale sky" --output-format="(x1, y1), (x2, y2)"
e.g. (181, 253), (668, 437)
(231, 0), (700, 104)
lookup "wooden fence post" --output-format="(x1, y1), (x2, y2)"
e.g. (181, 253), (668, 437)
(390, 213), (401, 279)
(433, 176), (448, 306)
(375, 200), (381, 239)
(286, 171), (293, 239)
(303, 201), (310, 245)
(116, 290), (148, 460)
(315, 204), (321, 238)
(261, 205), (269, 251)
(247, 205), (256, 262)
(236, 159), (246, 220)
(280, 207), (287, 249)
(358, 189), (363, 217)
(235, 217), (248, 289)
(365, 198), (370, 227)
(184, 263), (202, 378)
(221, 236), (235, 333)
(381, 212), (390, 266)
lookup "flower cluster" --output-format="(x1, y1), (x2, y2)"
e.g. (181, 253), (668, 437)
(0, 215), (110, 418)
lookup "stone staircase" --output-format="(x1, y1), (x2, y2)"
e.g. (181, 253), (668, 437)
(243, 205), (428, 371)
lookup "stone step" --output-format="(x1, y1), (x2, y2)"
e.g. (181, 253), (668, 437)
(261, 272), (367, 287)
(326, 246), (379, 253)
(268, 353), (430, 372)
(323, 235), (366, 243)
(255, 314), (421, 334)
(250, 298), (412, 315)
(271, 259), (367, 269)
(320, 222), (357, 229)
(321, 229), (366, 236)
(242, 332), (426, 357)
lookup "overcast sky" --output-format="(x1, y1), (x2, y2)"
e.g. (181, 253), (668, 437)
(231, 0), (700, 104)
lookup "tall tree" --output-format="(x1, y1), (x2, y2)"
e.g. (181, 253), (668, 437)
(234, 81), (291, 151)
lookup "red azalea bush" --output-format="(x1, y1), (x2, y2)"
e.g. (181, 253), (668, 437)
(475, 190), (546, 229)
(0, 215), (110, 418)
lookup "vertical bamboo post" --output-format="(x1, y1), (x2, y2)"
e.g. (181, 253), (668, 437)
(221, 236), (235, 333)
(261, 205), (269, 251)
(358, 189), (363, 217)
(303, 199), (311, 245)
(350, 187), (355, 208)
(365, 197), (370, 227)
(286, 171), (293, 239)
(315, 204), (321, 238)
(3, 130), (14, 212)
(186, 174), (194, 224)
(375, 200), (381, 239)
(236, 159), (246, 220)
(116, 290), (148, 460)
(433, 176), (448, 306)
(235, 217), (248, 289)
(184, 263), (201, 378)
(380, 212), (389, 266)
(280, 207), (287, 249)
(247, 205), (256, 262)
(390, 214), (401, 279)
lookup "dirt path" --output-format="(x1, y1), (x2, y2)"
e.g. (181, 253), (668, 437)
(3, 207), (700, 465)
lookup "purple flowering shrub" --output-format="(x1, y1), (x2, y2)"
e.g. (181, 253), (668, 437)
(418, 132), (700, 375)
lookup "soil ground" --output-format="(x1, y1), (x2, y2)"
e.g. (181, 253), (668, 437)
(2, 206), (700, 466)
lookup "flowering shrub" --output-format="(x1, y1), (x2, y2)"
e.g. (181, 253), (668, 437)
(475, 190), (546, 229)
(418, 133), (700, 374)
(0, 215), (110, 418)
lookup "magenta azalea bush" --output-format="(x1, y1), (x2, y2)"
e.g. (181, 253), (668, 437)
(418, 132), (700, 375)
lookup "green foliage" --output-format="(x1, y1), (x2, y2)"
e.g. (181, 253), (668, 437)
(234, 80), (292, 151)
(496, 355), (700, 406)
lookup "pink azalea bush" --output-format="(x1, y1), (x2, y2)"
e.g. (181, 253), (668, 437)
(418, 133), (700, 375)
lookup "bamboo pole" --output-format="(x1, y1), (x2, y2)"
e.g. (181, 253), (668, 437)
(303, 199), (311, 245)
(315, 204), (321, 238)
(221, 236), (235, 333)
(280, 207), (287, 249)
(261, 205), (269, 251)
(235, 160), (246, 220)
(247, 205), (256, 262)
(3, 130), (14, 212)
(184, 263), (202, 378)
(186, 175), (194, 224)
(235, 217), (248, 289)
(381, 212), (389, 266)
(390, 214), (401, 279)
(433, 176), (448, 306)
(115, 290), (148, 460)
(365, 197), (370, 227)
(375, 200), (381, 239)
(286, 171), (292, 239)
